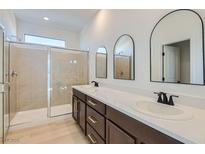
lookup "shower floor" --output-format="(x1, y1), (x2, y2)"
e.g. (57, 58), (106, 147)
(10, 104), (72, 130)
(51, 103), (72, 116)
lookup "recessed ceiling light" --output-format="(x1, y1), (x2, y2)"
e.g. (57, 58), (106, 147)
(43, 17), (49, 21)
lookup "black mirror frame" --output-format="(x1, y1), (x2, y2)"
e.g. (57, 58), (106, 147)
(95, 46), (108, 79)
(113, 34), (135, 80)
(150, 9), (205, 85)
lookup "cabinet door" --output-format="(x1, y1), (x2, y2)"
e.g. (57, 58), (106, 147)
(79, 100), (86, 132)
(106, 120), (135, 144)
(72, 96), (78, 122)
(87, 124), (105, 144)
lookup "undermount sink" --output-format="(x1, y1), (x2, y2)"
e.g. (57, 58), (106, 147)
(130, 100), (193, 121)
(80, 86), (109, 99)
(80, 85), (98, 92)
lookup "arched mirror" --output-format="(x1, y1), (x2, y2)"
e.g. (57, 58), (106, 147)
(113, 34), (135, 80)
(96, 47), (107, 78)
(150, 9), (204, 85)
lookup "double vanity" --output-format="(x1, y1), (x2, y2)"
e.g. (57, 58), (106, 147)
(72, 9), (205, 144)
(72, 85), (205, 144)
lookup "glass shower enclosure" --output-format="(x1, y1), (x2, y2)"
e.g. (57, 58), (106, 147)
(7, 41), (89, 128)
(0, 38), (89, 142)
(48, 47), (88, 117)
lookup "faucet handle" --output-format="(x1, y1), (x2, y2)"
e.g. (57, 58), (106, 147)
(153, 92), (162, 95)
(170, 95), (179, 98)
(153, 92), (163, 103)
(168, 95), (179, 106)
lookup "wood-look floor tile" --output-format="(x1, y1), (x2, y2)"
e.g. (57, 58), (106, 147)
(6, 117), (89, 144)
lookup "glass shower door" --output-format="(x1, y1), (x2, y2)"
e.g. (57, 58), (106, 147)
(3, 41), (10, 142)
(0, 28), (10, 143)
(0, 26), (4, 143)
(49, 48), (88, 117)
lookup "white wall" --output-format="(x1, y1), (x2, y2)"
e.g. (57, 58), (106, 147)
(80, 10), (205, 108)
(0, 10), (17, 40)
(17, 19), (80, 49)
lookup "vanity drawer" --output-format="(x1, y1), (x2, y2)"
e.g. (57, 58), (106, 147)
(73, 89), (86, 102)
(87, 96), (105, 115)
(87, 124), (105, 144)
(87, 106), (105, 139)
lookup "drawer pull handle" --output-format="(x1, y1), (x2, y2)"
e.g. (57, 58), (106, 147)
(88, 116), (98, 124)
(88, 100), (97, 106)
(88, 134), (97, 144)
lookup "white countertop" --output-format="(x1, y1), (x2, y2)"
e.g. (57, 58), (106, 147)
(72, 85), (205, 143)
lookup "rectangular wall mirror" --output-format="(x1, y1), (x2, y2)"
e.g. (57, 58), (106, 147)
(150, 9), (204, 85)
(96, 47), (107, 78)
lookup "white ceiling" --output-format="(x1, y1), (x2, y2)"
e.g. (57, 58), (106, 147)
(13, 9), (99, 32)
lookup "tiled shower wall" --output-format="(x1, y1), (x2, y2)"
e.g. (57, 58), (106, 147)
(115, 56), (131, 79)
(10, 44), (48, 112)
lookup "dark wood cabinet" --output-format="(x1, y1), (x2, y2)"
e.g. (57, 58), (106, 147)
(106, 120), (135, 144)
(106, 106), (182, 144)
(87, 96), (106, 115)
(87, 106), (105, 139)
(87, 123), (105, 144)
(73, 89), (86, 102)
(79, 100), (86, 132)
(72, 96), (78, 121)
(72, 89), (182, 144)
(72, 89), (87, 134)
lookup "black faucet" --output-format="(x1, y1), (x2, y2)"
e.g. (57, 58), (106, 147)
(154, 92), (168, 104)
(154, 92), (178, 106)
(162, 92), (168, 104)
(153, 92), (163, 103)
(91, 81), (99, 87)
(168, 95), (179, 106)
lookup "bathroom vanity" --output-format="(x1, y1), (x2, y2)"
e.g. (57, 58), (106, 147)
(72, 86), (186, 144)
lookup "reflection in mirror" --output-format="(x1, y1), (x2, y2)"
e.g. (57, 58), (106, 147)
(114, 34), (135, 80)
(150, 10), (204, 85)
(96, 47), (107, 78)
(163, 40), (190, 83)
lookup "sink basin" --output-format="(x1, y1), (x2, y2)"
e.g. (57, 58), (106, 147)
(79, 86), (109, 99)
(79, 85), (98, 93)
(130, 100), (193, 121)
